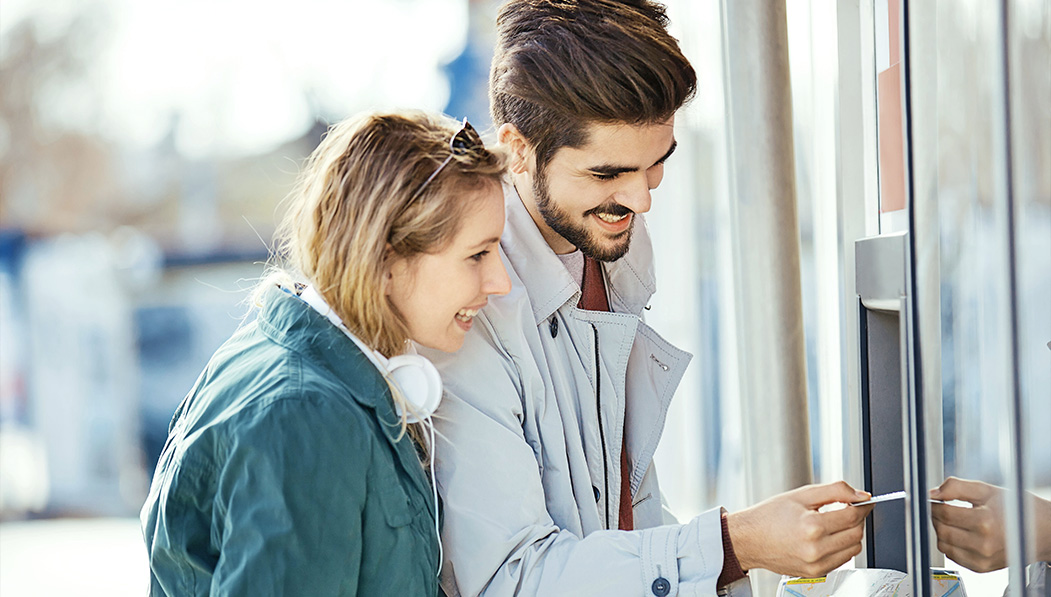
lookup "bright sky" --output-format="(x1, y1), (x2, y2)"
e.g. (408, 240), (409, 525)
(2, 0), (467, 158)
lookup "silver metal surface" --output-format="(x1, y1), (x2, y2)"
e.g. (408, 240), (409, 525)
(856, 232), (907, 304)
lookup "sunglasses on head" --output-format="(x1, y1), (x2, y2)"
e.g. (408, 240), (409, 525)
(412, 118), (484, 199)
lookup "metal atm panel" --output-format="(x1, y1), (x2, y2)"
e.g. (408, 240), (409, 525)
(856, 232), (908, 572)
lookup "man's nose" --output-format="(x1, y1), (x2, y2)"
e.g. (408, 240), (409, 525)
(617, 173), (653, 215)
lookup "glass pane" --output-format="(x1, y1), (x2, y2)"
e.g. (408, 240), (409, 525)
(932, 0), (1049, 593)
(934, 0), (1009, 592)
(1008, 0), (1051, 591)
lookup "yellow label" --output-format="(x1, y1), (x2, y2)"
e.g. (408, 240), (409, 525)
(932, 574), (959, 580)
(786, 577), (827, 584)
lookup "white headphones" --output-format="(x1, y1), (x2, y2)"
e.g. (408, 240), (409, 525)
(297, 285), (442, 423)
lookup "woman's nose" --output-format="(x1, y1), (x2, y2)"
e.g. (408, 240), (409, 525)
(484, 253), (512, 297)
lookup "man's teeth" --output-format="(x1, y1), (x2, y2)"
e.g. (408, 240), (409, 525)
(455, 308), (479, 323)
(596, 213), (628, 223)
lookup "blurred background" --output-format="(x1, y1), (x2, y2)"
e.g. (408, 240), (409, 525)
(1, 0), (1047, 595)
(0, 0), (496, 592)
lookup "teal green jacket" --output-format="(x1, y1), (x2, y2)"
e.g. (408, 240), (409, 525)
(141, 286), (439, 596)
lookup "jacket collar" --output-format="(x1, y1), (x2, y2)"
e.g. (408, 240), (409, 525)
(500, 180), (658, 325)
(256, 286), (407, 446)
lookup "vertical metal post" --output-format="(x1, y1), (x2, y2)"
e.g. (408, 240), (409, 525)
(836, 0), (882, 525)
(719, 2), (812, 591)
(836, 3), (882, 570)
(995, 0), (1030, 591)
(903, 0), (945, 570)
(901, 1), (932, 594)
(902, 0), (944, 528)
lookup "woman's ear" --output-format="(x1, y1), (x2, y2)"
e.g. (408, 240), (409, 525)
(383, 245), (399, 296)
(384, 246), (417, 296)
(497, 123), (533, 176)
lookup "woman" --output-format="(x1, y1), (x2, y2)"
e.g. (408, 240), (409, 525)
(141, 110), (510, 596)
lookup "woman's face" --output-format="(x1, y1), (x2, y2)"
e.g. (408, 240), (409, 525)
(387, 183), (511, 353)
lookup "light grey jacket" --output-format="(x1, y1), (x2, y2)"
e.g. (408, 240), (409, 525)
(422, 183), (750, 597)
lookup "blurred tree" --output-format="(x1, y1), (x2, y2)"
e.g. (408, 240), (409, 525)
(0, 12), (304, 255)
(0, 14), (126, 236)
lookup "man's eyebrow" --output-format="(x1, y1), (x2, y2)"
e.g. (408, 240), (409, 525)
(586, 139), (678, 176)
(588, 163), (637, 176)
(655, 139), (678, 165)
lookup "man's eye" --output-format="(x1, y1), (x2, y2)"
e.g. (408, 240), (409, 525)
(593, 172), (619, 181)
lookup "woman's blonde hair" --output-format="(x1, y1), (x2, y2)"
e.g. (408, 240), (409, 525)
(257, 110), (506, 437)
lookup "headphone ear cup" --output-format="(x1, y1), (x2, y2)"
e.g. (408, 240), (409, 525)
(386, 354), (443, 423)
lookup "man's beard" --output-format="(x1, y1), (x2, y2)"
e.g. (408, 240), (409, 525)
(533, 169), (635, 262)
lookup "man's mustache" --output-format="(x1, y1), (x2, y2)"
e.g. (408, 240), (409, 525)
(583, 202), (634, 218)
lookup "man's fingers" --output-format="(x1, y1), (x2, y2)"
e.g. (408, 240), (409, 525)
(935, 537), (1003, 573)
(932, 476), (995, 504)
(818, 503), (871, 534)
(823, 519), (867, 554)
(935, 540), (975, 571)
(787, 511), (866, 576)
(807, 542), (865, 578)
(932, 519), (982, 553)
(930, 502), (981, 530)
(799, 481), (869, 508)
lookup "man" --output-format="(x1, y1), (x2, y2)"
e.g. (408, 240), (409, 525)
(420, 1), (873, 595)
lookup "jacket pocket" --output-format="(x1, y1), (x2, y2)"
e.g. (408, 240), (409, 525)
(376, 472), (416, 528)
(632, 492), (653, 508)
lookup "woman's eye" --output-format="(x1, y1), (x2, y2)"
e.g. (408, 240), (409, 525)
(469, 250), (490, 262)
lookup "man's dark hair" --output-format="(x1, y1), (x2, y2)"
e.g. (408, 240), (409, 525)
(490, 0), (696, 171)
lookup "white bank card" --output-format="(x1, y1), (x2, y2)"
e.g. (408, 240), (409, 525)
(850, 490), (906, 506)
(850, 490), (950, 506)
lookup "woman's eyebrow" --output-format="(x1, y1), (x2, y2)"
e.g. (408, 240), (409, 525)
(468, 236), (501, 251)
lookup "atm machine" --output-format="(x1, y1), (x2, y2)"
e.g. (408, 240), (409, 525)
(856, 231), (927, 576)
(850, 0), (1043, 595)
(853, 228), (970, 597)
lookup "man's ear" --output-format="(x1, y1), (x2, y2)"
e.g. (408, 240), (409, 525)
(498, 123), (533, 175)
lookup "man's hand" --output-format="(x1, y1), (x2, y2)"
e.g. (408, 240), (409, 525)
(726, 481), (873, 578)
(930, 477), (1007, 572)
(927, 476), (1051, 572)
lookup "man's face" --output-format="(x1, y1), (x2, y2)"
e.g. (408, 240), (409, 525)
(520, 117), (676, 261)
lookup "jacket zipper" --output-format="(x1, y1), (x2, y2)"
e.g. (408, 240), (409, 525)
(591, 323), (611, 529)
